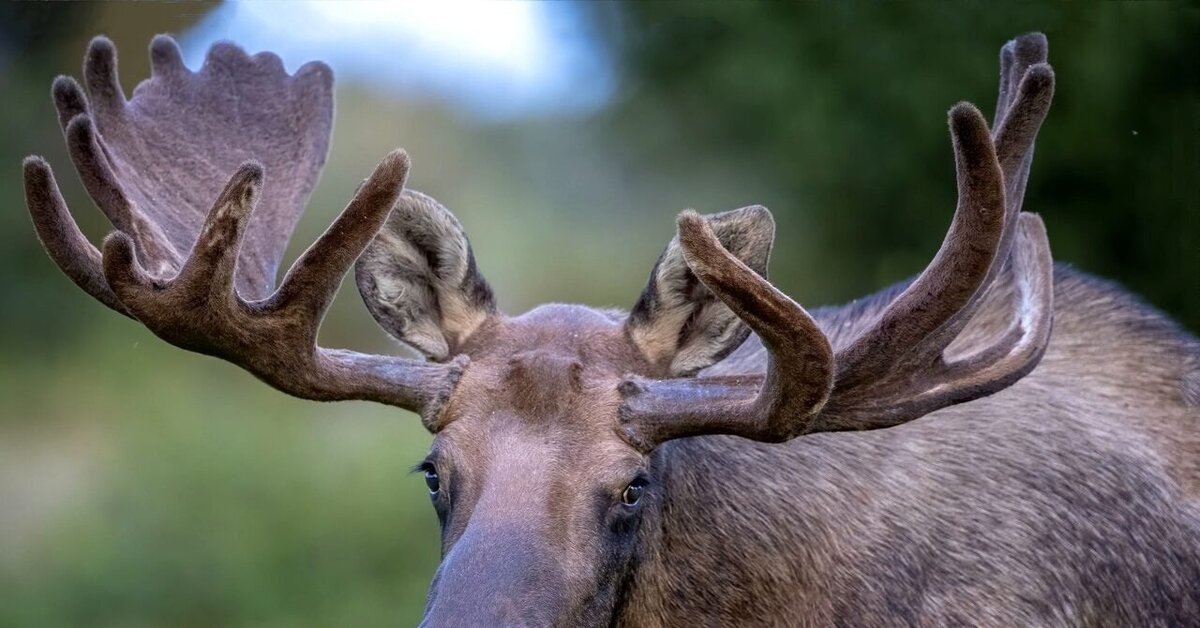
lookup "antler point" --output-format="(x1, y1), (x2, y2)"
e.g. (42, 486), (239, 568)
(22, 155), (49, 171)
(1022, 63), (1056, 88)
(948, 101), (983, 123)
(675, 210), (708, 239)
(88, 35), (116, 51)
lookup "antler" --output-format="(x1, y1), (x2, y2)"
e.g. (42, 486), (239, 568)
(24, 36), (465, 422)
(32, 36), (333, 305)
(620, 33), (1055, 450)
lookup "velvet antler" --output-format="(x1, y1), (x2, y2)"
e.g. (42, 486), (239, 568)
(620, 33), (1056, 451)
(24, 36), (464, 423)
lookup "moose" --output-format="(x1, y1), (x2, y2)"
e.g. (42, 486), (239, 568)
(22, 32), (1200, 627)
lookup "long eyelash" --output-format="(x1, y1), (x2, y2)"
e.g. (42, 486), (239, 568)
(410, 460), (435, 475)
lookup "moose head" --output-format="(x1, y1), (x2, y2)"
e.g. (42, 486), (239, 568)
(25, 33), (1055, 626)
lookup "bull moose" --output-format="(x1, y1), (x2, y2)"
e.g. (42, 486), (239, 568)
(22, 32), (1200, 627)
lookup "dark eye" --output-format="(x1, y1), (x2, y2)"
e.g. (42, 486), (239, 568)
(424, 467), (440, 494)
(621, 478), (647, 507)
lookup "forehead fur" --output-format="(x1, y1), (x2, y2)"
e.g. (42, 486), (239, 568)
(459, 303), (656, 375)
(435, 304), (659, 436)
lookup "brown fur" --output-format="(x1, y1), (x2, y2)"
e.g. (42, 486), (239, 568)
(619, 266), (1200, 627)
(409, 263), (1200, 627)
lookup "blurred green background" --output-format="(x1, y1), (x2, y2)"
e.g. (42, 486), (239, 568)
(0, 2), (1195, 626)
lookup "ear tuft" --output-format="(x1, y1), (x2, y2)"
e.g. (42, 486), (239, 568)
(627, 205), (774, 376)
(355, 190), (496, 360)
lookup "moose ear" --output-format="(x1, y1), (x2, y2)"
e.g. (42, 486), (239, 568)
(627, 206), (774, 376)
(355, 190), (496, 361)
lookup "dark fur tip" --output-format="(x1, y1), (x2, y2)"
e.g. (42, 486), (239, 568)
(101, 230), (135, 260)
(379, 148), (412, 179)
(100, 230), (144, 289)
(51, 74), (77, 96)
(1013, 32), (1049, 60)
(233, 161), (266, 185)
(364, 150), (411, 193)
(149, 35), (186, 72)
(64, 112), (93, 141)
(84, 36), (126, 106)
(948, 102), (990, 142)
(52, 75), (86, 108)
(22, 155), (50, 174)
(87, 35), (117, 60)
(22, 156), (56, 204)
(1000, 40), (1016, 62)
(1021, 63), (1056, 93)
(948, 101), (983, 125)
(676, 211), (718, 253)
(150, 33), (179, 48)
(356, 150), (411, 206)
(225, 163), (265, 210)
(675, 209), (704, 232)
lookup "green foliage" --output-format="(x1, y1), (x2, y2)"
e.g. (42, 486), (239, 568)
(601, 2), (1199, 330)
(0, 325), (440, 627)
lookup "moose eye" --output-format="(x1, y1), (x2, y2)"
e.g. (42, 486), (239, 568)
(621, 478), (647, 507)
(424, 467), (440, 494)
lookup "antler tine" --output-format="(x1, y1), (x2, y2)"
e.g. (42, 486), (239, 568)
(59, 68), (185, 280)
(64, 113), (161, 251)
(149, 34), (190, 81)
(886, 58), (1055, 373)
(270, 150), (411, 317)
(995, 63), (1054, 215)
(44, 35), (336, 301)
(23, 157), (131, 317)
(815, 213), (1053, 430)
(619, 212), (834, 451)
(993, 34), (1051, 240)
(99, 164), (266, 355)
(173, 163), (265, 303)
(995, 41), (1015, 126)
(52, 75), (88, 131)
(988, 34), (1051, 278)
(942, 213), (1053, 380)
(619, 34), (1057, 449)
(837, 39), (1053, 389)
(813, 41), (1055, 429)
(27, 36), (464, 419)
(834, 103), (1005, 389)
(83, 36), (127, 118)
(994, 33), (1047, 130)
(98, 149), (462, 416)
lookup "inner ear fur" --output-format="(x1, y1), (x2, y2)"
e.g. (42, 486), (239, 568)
(627, 205), (775, 376)
(355, 189), (496, 360)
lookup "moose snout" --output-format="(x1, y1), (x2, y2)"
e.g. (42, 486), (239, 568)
(420, 523), (569, 628)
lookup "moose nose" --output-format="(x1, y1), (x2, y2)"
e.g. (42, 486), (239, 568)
(420, 522), (568, 628)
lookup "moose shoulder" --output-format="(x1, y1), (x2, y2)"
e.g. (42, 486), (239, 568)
(23, 32), (1200, 627)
